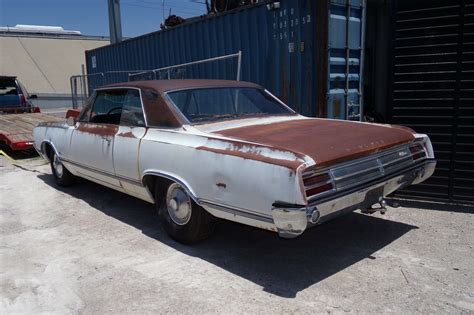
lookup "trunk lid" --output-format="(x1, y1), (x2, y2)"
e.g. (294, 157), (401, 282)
(208, 117), (415, 168)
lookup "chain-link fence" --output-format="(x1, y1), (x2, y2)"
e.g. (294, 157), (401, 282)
(70, 52), (242, 109)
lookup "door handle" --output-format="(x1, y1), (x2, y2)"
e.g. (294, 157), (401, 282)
(102, 136), (112, 145)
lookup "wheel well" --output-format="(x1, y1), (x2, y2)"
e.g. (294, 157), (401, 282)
(142, 175), (172, 205)
(42, 142), (54, 161)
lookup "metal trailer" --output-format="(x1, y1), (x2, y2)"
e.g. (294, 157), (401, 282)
(85, 0), (366, 120)
(0, 113), (63, 151)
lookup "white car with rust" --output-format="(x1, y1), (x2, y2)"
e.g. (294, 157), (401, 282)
(33, 80), (436, 243)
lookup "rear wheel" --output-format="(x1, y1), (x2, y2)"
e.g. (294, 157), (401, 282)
(50, 151), (75, 186)
(156, 182), (215, 244)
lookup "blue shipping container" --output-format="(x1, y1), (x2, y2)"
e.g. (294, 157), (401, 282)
(86, 0), (365, 119)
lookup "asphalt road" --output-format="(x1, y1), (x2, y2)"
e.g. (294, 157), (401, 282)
(1, 156), (473, 313)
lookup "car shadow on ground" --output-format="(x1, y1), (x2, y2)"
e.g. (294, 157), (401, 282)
(38, 174), (418, 298)
(0, 145), (39, 160)
(386, 198), (474, 214)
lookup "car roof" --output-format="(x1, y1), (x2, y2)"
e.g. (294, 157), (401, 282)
(0, 76), (17, 79)
(103, 79), (262, 94)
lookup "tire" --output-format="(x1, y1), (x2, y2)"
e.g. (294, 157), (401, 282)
(50, 151), (76, 186)
(156, 182), (215, 244)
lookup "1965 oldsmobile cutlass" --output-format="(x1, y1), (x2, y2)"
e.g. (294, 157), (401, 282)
(33, 80), (436, 243)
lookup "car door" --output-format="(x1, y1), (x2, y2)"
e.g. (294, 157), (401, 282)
(112, 89), (151, 200)
(68, 89), (126, 189)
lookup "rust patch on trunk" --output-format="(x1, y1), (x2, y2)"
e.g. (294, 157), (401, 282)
(76, 123), (118, 136)
(215, 118), (415, 169)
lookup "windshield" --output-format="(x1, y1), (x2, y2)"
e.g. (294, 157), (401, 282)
(166, 87), (293, 123)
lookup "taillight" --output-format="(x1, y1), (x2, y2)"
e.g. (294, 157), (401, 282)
(303, 172), (334, 198)
(12, 141), (34, 150)
(410, 143), (426, 161)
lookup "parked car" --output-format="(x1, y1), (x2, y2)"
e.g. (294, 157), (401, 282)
(0, 76), (37, 113)
(33, 80), (436, 244)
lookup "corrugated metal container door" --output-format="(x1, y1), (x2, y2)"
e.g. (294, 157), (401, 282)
(86, 1), (320, 117)
(327, 0), (366, 120)
(388, 0), (474, 204)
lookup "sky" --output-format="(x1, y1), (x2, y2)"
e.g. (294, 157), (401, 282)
(0, 0), (207, 37)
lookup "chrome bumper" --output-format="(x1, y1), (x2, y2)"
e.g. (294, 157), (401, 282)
(272, 159), (436, 238)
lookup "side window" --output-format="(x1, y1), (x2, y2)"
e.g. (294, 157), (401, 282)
(89, 90), (127, 124)
(120, 89), (146, 127)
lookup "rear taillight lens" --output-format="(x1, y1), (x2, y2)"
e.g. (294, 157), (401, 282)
(410, 143), (426, 161)
(303, 172), (334, 198)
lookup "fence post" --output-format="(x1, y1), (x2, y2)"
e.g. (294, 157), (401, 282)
(237, 50), (242, 81)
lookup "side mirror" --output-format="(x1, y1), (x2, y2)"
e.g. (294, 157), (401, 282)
(29, 94), (38, 99)
(67, 116), (76, 127)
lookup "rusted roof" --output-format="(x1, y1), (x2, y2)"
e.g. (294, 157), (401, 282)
(104, 79), (261, 93)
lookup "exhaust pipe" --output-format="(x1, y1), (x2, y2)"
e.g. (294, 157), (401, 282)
(308, 207), (321, 224)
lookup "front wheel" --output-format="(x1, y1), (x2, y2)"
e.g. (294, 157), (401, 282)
(50, 151), (76, 186)
(157, 182), (215, 244)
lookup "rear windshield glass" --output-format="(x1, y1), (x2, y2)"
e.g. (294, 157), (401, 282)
(0, 79), (18, 96)
(166, 87), (293, 123)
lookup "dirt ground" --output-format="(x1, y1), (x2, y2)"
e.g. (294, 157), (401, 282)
(1, 155), (473, 314)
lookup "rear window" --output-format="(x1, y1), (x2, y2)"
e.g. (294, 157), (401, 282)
(0, 79), (18, 96)
(166, 87), (293, 123)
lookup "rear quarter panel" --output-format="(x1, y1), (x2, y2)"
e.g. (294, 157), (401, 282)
(139, 129), (307, 216)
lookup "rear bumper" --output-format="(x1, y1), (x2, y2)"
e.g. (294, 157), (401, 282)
(272, 159), (436, 238)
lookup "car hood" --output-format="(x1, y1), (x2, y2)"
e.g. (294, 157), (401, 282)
(199, 117), (416, 168)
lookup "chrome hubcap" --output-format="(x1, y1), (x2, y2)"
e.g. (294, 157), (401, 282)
(166, 183), (192, 225)
(53, 154), (63, 178)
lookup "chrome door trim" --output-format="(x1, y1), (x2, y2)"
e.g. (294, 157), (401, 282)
(61, 158), (143, 186)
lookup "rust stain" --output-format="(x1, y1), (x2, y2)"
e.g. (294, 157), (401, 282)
(216, 182), (227, 189)
(216, 119), (415, 169)
(117, 131), (136, 138)
(196, 146), (304, 170)
(77, 123), (118, 136)
(208, 137), (307, 162)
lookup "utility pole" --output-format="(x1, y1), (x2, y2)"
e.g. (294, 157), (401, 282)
(162, 0), (165, 25)
(108, 0), (122, 44)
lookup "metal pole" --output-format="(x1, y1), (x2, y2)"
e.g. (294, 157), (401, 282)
(162, 0), (165, 26)
(108, 0), (122, 44)
(345, 0), (350, 120)
(236, 50), (242, 81)
(359, 0), (366, 122)
(133, 52), (242, 78)
(81, 64), (87, 105)
(70, 76), (77, 109)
